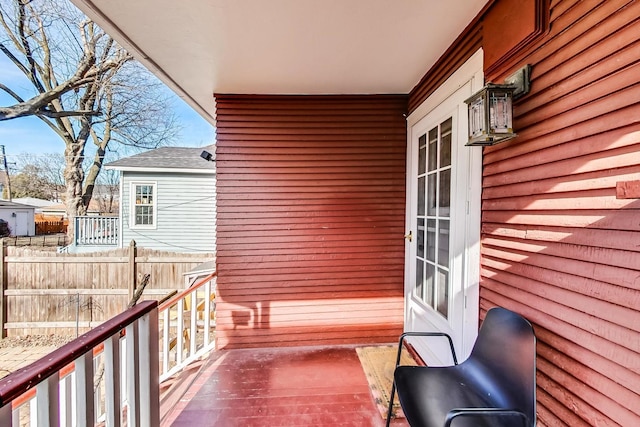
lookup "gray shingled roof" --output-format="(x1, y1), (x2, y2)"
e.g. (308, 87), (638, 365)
(105, 145), (215, 171)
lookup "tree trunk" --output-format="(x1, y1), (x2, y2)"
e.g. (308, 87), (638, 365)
(64, 141), (87, 242)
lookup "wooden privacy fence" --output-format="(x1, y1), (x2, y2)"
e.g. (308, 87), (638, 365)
(35, 219), (67, 235)
(0, 239), (214, 337)
(2, 235), (68, 247)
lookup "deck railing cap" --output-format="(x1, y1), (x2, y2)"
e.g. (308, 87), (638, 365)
(0, 300), (157, 407)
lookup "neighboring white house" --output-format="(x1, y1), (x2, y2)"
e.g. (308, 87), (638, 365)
(105, 145), (216, 253)
(0, 200), (36, 236)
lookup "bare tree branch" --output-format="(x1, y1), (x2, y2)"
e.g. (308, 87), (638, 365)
(0, 42), (30, 77)
(17, 0), (46, 93)
(128, 274), (151, 309)
(0, 82), (25, 102)
(0, 97), (101, 120)
(0, 0), (182, 239)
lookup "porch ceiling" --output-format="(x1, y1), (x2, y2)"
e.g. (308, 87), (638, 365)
(70, 0), (487, 124)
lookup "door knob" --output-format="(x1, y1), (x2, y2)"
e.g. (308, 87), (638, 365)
(404, 231), (412, 242)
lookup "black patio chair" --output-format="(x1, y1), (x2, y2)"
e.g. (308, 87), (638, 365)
(385, 307), (536, 427)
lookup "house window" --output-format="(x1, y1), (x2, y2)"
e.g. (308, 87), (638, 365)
(131, 182), (156, 228)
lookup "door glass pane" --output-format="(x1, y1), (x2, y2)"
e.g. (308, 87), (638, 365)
(417, 176), (425, 216)
(414, 117), (453, 320)
(440, 118), (452, 167)
(416, 260), (424, 300)
(439, 220), (449, 268)
(439, 169), (451, 217)
(437, 268), (449, 317)
(418, 135), (427, 175)
(425, 263), (435, 307)
(426, 219), (436, 262)
(417, 218), (425, 258)
(428, 128), (438, 172)
(427, 174), (437, 216)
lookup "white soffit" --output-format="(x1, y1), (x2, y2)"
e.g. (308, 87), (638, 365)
(71, 0), (487, 124)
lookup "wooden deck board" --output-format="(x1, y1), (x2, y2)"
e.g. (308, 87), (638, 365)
(165, 345), (408, 427)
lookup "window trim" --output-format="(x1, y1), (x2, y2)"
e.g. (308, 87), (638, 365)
(129, 181), (157, 230)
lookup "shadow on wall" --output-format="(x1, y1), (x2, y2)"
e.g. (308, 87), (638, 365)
(231, 302), (271, 330)
(480, 126), (640, 425)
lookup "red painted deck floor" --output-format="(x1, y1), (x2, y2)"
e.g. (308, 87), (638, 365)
(165, 345), (409, 427)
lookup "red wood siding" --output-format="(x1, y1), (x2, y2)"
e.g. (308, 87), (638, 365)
(214, 95), (407, 349)
(482, 0), (640, 424)
(409, 0), (640, 425)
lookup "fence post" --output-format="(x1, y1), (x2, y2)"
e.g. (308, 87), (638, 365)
(128, 240), (137, 300)
(0, 238), (6, 338)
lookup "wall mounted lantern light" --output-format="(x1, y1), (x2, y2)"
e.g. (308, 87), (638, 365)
(464, 65), (531, 147)
(464, 83), (516, 146)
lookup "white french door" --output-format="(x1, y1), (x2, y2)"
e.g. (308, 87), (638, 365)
(404, 50), (483, 365)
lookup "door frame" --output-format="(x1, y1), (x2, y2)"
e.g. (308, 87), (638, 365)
(404, 49), (484, 363)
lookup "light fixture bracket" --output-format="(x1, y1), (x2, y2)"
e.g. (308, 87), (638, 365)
(505, 65), (532, 99)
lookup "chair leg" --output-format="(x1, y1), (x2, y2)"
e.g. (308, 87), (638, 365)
(385, 382), (396, 427)
(386, 334), (406, 427)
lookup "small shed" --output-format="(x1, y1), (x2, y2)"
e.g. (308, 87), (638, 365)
(105, 145), (216, 253)
(0, 200), (36, 236)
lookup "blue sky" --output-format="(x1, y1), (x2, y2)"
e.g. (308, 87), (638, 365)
(0, 54), (215, 165)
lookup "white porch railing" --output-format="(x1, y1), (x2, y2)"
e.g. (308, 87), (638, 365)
(0, 301), (159, 427)
(158, 271), (217, 382)
(0, 270), (216, 425)
(75, 216), (119, 246)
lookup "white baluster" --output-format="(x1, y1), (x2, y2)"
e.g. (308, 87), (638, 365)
(104, 334), (121, 427)
(75, 352), (95, 426)
(126, 322), (140, 427)
(36, 375), (59, 427)
(139, 311), (160, 426)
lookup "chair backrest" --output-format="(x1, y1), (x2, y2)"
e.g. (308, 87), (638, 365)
(465, 307), (536, 425)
